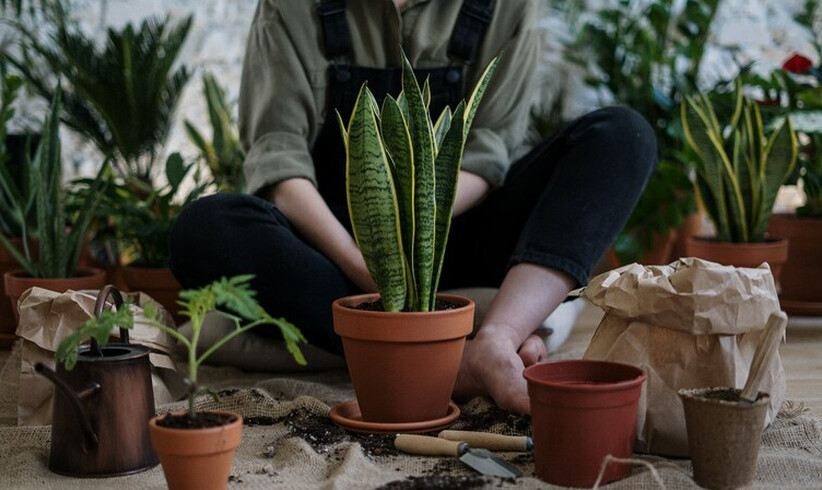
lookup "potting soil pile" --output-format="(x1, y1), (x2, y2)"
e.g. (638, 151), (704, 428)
(2, 341), (822, 489)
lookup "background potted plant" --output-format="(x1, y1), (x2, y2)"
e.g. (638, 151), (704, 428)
(3, 5), (194, 289)
(563, 0), (720, 265)
(143, 275), (305, 490)
(184, 72), (246, 193)
(682, 79), (798, 278)
(0, 86), (108, 323)
(330, 53), (496, 427)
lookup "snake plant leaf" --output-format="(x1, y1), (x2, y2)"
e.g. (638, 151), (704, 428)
(463, 55), (500, 138)
(433, 107), (452, 153)
(335, 110), (348, 151)
(345, 84), (406, 312)
(430, 101), (466, 306)
(754, 117), (798, 239)
(682, 95), (731, 241)
(707, 126), (748, 242)
(381, 95), (418, 309)
(422, 77), (431, 111)
(401, 52), (436, 311)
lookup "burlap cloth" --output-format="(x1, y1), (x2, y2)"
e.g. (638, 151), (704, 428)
(1, 339), (821, 490)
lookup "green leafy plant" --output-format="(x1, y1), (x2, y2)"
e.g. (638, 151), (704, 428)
(682, 80), (799, 242)
(5, 8), (192, 184)
(564, 0), (721, 262)
(184, 72), (245, 193)
(339, 52), (497, 312)
(56, 275), (307, 418)
(75, 152), (208, 268)
(0, 72), (31, 238)
(0, 85), (108, 278)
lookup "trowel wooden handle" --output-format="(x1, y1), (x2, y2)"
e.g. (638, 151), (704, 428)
(438, 430), (532, 451)
(740, 311), (787, 402)
(395, 434), (462, 456)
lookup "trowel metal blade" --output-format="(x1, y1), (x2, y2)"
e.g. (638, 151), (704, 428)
(459, 447), (523, 478)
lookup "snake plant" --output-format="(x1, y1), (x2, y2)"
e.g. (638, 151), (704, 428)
(339, 53), (498, 312)
(682, 80), (798, 243)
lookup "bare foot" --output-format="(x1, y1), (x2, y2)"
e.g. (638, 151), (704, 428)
(453, 327), (544, 415)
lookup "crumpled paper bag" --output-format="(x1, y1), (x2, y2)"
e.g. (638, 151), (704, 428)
(581, 257), (786, 457)
(16, 287), (182, 426)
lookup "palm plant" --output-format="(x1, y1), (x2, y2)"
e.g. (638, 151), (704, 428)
(5, 7), (192, 184)
(339, 52), (497, 312)
(0, 72), (30, 238)
(184, 72), (245, 193)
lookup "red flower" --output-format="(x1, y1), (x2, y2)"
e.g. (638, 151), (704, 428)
(782, 53), (813, 74)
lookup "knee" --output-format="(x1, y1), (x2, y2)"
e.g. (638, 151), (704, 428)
(576, 106), (658, 180)
(170, 193), (251, 254)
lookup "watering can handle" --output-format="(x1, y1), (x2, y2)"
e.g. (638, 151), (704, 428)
(93, 285), (129, 345)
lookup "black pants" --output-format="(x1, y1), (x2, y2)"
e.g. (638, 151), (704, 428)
(169, 107), (657, 354)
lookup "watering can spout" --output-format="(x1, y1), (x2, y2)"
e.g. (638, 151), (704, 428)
(35, 362), (100, 446)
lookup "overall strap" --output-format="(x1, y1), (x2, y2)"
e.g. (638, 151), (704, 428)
(448, 0), (494, 63)
(318, 0), (352, 60)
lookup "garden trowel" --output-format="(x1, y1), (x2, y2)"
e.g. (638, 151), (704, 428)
(438, 430), (533, 451)
(394, 434), (522, 478)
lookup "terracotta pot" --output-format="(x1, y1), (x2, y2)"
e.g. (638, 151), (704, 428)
(606, 229), (676, 268)
(0, 238), (32, 348)
(122, 266), (183, 326)
(149, 411), (243, 490)
(768, 214), (822, 314)
(332, 293), (474, 424)
(3, 267), (106, 324)
(685, 236), (789, 282)
(524, 360), (646, 487)
(680, 387), (770, 490)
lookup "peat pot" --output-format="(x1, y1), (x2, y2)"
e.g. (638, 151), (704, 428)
(149, 411), (243, 490)
(680, 387), (770, 490)
(524, 360), (646, 487)
(34, 285), (157, 477)
(332, 293), (474, 424)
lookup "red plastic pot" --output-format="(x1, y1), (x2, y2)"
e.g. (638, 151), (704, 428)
(524, 360), (646, 487)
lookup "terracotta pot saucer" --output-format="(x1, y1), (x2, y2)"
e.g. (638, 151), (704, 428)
(329, 399), (460, 434)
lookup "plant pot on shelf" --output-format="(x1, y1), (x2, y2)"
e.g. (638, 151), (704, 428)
(767, 214), (822, 315)
(122, 266), (183, 327)
(523, 360), (646, 487)
(3, 267), (106, 324)
(685, 236), (789, 282)
(149, 410), (243, 490)
(331, 293), (474, 426)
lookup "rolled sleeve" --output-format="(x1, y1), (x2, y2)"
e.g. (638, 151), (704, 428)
(244, 132), (316, 196)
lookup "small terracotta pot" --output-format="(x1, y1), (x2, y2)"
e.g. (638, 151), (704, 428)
(679, 387), (770, 490)
(524, 360), (646, 487)
(768, 214), (822, 314)
(685, 236), (788, 281)
(122, 266), (183, 326)
(332, 293), (474, 424)
(149, 411), (243, 490)
(3, 267), (106, 323)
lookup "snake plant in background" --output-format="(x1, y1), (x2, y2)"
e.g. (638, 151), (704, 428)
(339, 53), (498, 312)
(681, 80), (798, 243)
(0, 85), (108, 278)
(184, 72), (246, 193)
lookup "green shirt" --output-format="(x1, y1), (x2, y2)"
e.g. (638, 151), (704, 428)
(239, 0), (539, 196)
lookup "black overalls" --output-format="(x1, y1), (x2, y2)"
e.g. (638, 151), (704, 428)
(312, 0), (493, 223)
(169, 1), (658, 355)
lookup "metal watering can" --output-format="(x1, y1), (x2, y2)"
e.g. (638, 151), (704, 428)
(35, 285), (159, 477)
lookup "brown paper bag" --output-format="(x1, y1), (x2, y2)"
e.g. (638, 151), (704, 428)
(15, 287), (182, 426)
(581, 257), (786, 457)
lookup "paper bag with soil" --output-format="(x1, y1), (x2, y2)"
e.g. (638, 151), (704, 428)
(581, 257), (786, 457)
(16, 287), (181, 426)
